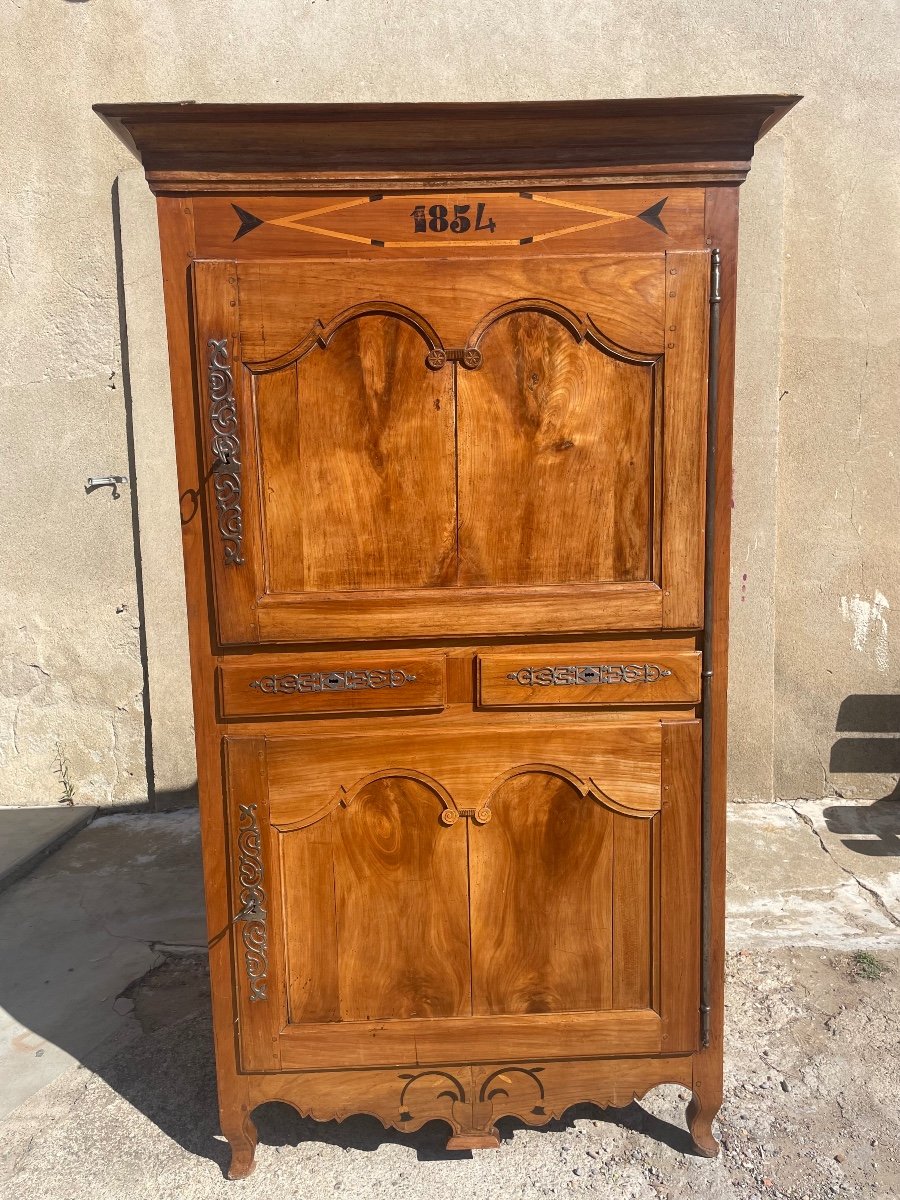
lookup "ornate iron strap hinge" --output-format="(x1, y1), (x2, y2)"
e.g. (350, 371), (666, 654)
(234, 803), (268, 1002)
(208, 337), (244, 566)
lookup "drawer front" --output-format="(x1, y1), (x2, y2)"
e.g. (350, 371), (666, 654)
(218, 653), (446, 719)
(478, 647), (700, 708)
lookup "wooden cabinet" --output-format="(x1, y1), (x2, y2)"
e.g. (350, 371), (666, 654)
(96, 95), (798, 1178)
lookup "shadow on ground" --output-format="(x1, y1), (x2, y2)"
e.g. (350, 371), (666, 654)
(826, 694), (900, 857)
(103, 955), (695, 1174)
(0, 812), (693, 1178)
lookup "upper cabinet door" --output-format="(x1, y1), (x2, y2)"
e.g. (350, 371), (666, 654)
(192, 248), (708, 646)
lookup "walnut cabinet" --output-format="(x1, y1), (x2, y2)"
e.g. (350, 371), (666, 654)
(96, 96), (799, 1178)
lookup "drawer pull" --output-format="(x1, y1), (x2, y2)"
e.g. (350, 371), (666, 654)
(249, 668), (417, 695)
(506, 663), (673, 687)
(219, 655), (444, 718)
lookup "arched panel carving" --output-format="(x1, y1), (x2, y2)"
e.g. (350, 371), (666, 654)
(267, 726), (662, 834)
(469, 771), (615, 1016)
(465, 297), (661, 366)
(244, 301), (446, 373)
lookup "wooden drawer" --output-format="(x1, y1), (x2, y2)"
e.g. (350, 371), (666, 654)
(478, 646), (700, 708)
(218, 652), (446, 719)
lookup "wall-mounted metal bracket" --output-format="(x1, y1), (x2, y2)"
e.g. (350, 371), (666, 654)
(85, 475), (129, 499)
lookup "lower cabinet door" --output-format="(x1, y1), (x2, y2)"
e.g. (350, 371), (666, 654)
(223, 719), (701, 1073)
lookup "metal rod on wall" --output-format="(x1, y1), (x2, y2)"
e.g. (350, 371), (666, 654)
(700, 247), (721, 1049)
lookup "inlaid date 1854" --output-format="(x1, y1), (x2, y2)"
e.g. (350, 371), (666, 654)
(411, 202), (496, 235)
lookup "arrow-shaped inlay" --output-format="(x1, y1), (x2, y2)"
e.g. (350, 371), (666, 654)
(636, 197), (668, 234)
(232, 205), (265, 240)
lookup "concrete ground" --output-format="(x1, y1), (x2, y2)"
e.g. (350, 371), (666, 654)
(0, 805), (96, 894)
(0, 801), (898, 1199)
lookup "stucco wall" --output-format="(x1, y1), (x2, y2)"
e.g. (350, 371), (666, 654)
(0, 1), (896, 807)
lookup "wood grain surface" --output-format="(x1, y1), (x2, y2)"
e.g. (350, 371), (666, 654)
(236, 256), (665, 362)
(264, 722), (663, 830)
(277, 1009), (663, 1069)
(218, 652), (445, 719)
(469, 772), (615, 1015)
(457, 309), (655, 586)
(661, 251), (711, 628)
(254, 315), (456, 592)
(192, 188), (706, 259)
(280, 775), (472, 1025)
(478, 648), (701, 707)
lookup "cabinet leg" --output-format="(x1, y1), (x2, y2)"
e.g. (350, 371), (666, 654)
(686, 1091), (720, 1158)
(223, 1111), (258, 1180)
(446, 1131), (501, 1150)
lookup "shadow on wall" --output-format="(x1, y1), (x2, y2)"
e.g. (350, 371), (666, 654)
(824, 695), (900, 857)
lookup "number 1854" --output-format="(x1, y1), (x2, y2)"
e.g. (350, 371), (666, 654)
(411, 203), (496, 235)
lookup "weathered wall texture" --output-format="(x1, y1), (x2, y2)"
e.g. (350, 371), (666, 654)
(0, 1), (897, 807)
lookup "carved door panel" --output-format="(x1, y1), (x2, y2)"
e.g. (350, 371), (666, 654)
(226, 720), (700, 1072)
(456, 306), (658, 587)
(193, 252), (708, 644)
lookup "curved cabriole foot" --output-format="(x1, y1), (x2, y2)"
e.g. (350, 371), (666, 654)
(686, 1093), (720, 1158)
(224, 1112), (258, 1180)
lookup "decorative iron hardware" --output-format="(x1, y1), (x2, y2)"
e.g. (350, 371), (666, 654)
(250, 668), (417, 695)
(208, 337), (244, 566)
(235, 803), (268, 1002)
(505, 663), (673, 687)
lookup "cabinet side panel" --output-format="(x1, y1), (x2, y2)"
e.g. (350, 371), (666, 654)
(690, 183), (738, 1112)
(155, 199), (253, 1124)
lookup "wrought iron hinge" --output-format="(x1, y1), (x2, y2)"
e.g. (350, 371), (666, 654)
(710, 247), (721, 305)
(208, 337), (245, 566)
(234, 803), (268, 1002)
